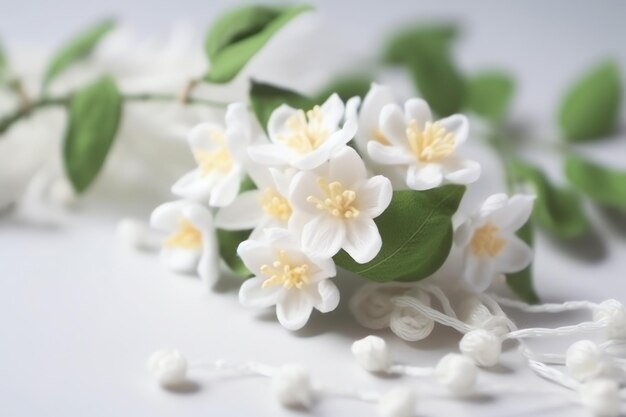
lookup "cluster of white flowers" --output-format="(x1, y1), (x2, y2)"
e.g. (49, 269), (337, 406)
(150, 84), (535, 331)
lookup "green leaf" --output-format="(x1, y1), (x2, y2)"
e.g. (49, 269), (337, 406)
(506, 221), (539, 304)
(383, 23), (464, 116)
(466, 71), (514, 124)
(217, 229), (252, 277)
(63, 76), (122, 193)
(558, 60), (622, 142)
(334, 185), (465, 282)
(0, 40), (7, 81)
(510, 160), (588, 238)
(249, 80), (314, 131)
(565, 154), (626, 210)
(313, 73), (373, 103)
(43, 18), (116, 88)
(204, 4), (312, 83)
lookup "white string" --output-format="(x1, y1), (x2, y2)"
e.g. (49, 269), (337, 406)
(418, 283), (459, 319)
(391, 295), (473, 334)
(506, 319), (608, 340)
(488, 294), (599, 314)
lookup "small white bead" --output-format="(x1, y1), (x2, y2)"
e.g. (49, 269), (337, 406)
(146, 349), (188, 387)
(116, 218), (152, 250)
(351, 335), (392, 372)
(566, 340), (605, 381)
(271, 364), (313, 408)
(594, 300), (626, 340)
(459, 329), (502, 367)
(377, 386), (416, 417)
(434, 353), (478, 395)
(580, 379), (620, 417)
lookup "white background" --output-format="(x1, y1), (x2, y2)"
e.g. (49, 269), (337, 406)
(1, 1), (626, 416)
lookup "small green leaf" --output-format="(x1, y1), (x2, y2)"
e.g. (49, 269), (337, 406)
(0, 40), (7, 81)
(63, 76), (122, 193)
(204, 4), (312, 83)
(43, 19), (116, 88)
(249, 80), (314, 131)
(506, 221), (539, 304)
(565, 154), (626, 210)
(510, 160), (588, 238)
(384, 24), (459, 65)
(558, 60), (622, 142)
(313, 73), (373, 103)
(334, 185), (465, 282)
(466, 71), (514, 124)
(217, 229), (252, 277)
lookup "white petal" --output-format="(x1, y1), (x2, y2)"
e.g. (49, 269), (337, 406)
(406, 164), (443, 190)
(182, 203), (215, 231)
(489, 194), (535, 232)
(150, 200), (186, 231)
(479, 194), (509, 218)
(225, 102), (251, 146)
(463, 254), (496, 293)
(367, 141), (414, 165)
(160, 247), (200, 273)
(247, 164), (274, 188)
(188, 122), (224, 151)
(301, 216), (345, 259)
(311, 280), (340, 313)
(442, 158), (481, 185)
(268, 104), (297, 143)
(345, 96), (361, 124)
(358, 175), (392, 218)
(197, 233), (220, 284)
(320, 93), (345, 131)
(270, 168), (295, 197)
(379, 104), (409, 148)
(495, 234), (533, 273)
(171, 169), (217, 201)
(439, 114), (469, 146)
(209, 167), (242, 207)
(289, 171), (322, 215)
(215, 190), (264, 230)
(356, 84), (395, 152)
(309, 256), (337, 280)
(237, 239), (275, 276)
(239, 277), (283, 308)
(291, 145), (334, 170)
(404, 98), (432, 127)
(287, 210), (310, 237)
(263, 227), (300, 248)
(276, 290), (314, 330)
(328, 147), (366, 187)
(248, 143), (292, 166)
(343, 217), (382, 264)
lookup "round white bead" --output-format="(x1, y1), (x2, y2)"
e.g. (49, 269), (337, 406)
(271, 364), (313, 408)
(146, 348), (188, 387)
(459, 329), (502, 367)
(351, 335), (392, 372)
(594, 300), (626, 340)
(377, 386), (416, 417)
(566, 340), (605, 381)
(434, 353), (478, 395)
(580, 379), (620, 417)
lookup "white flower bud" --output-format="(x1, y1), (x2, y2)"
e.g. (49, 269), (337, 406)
(434, 353), (478, 395)
(271, 364), (313, 408)
(566, 340), (605, 381)
(146, 349), (188, 387)
(594, 300), (626, 340)
(459, 329), (502, 367)
(377, 386), (416, 417)
(580, 379), (620, 417)
(351, 335), (392, 372)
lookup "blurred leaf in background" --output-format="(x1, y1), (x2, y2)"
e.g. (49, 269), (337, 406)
(249, 80), (313, 131)
(217, 229), (252, 277)
(43, 18), (116, 88)
(506, 221), (539, 304)
(204, 4), (312, 83)
(313, 73), (373, 103)
(466, 71), (515, 124)
(558, 60), (622, 142)
(565, 154), (626, 211)
(0, 40), (7, 82)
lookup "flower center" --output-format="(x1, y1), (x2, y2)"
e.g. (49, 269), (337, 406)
(307, 178), (360, 219)
(194, 130), (233, 175)
(261, 188), (292, 221)
(406, 120), (456, 163)
(470, 223), (506, 257)
(261, 250), (310, 290)
(164, 218), (202, 249)
(279, 106), (329, 153)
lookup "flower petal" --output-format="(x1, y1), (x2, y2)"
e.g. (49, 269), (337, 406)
(276, 290), (314, 330)
(311, 280), (340, 313)
(367, 141), (414, 165)
(495, 234), (533, 273)
(439, 114), (469, 146)
(289, 171), (322, 214)
(150, 200), (186, 231)
(237, 240), (276, 277)
(268, 104), (297, 143)
(489, 194), (535, 232)
(404, 98), (432, 128)
(291, 144), (334, 170)
(380, 103), (410, 149)
(358, 175), (392, 218)
(343, 217), (382, 264)
(320, 93), (345, 131)
(328, 147), (366, 188)
(463, 254), (496, 293)
(406, 163), (443, 190)
(209, 167), (242, 207)
(239, 277), (283, 308)
(188, 122), (225, 151)
(270, 168), (295, 197)
(248, 143), (292, 166)
(359, 84), (395, 136)
(442, 158), (482, 185)
(171, 169), (218, 201)
(215, 190), (264, 230)
(160, 247), (200, 273)
(301, 216), (345, 259)
(197, 233), (220, 284)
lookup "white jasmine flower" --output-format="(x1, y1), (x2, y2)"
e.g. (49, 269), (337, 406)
(248, 94), (357, 170)
(150, 200), (219, 283)
(146, 348), (188, 388)
(288, 147), (392, 263)
(171, 103), (253, 207)
(454, 193), (535, 293)
(214, 166), (295, 238)
(368, 97), (480, 190)
(237, 228), (339, 331)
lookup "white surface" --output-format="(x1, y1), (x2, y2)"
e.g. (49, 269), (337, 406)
(1, 1), (626, 416)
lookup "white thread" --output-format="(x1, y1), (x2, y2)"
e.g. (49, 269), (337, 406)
(389, 290), (435, 341)
(146, 349), (188, 387)
(418, 283), (458, 318)
(392, 295), (473, 334)
(506, 319), (608, 340)
(526, 358), (579, 390)
(350, 284), (405, 329)
(459, 329), (502, 367)
(352, 335), (392, 372)
(489, 294), (599, 313)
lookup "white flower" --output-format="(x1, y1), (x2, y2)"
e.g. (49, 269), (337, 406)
(288, 147), (392, 263)
(271, 364), (313, 408)
(171, 103), (253, 207)
(237, 228), (339, 331)
(150, 200), (219, 283)
(248, 94), (357, 170)
(454, 193), (535, 293)
(351, 335), (392, 372)
(146, 349), (188, 387)
(367, 93), (480, 190)
(214, 166), (295, 238)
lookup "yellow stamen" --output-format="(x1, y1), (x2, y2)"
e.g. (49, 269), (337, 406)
(406, 120), (456, 163)
(373, 128), (391, 145)
(306, 178), (360, 219)
(261, 250), (310, 290)
(164, 218), (202, 249)
(470, 223), (506, 257)
(194, 130), (233, 174)
(279, 106), (329, 153)
(261, 188), (292, 221)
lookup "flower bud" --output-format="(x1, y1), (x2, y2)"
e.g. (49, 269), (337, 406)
(146, 349), (188, 387)
(351, 335), (392, 372)
(272, 364), (313, 408)
(377, 386), (416, 417)
(459, 329), (502, 367)
(566, 340), (605, 381)
(434, 353), (478, 395)
(580, 379), (620, 417)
